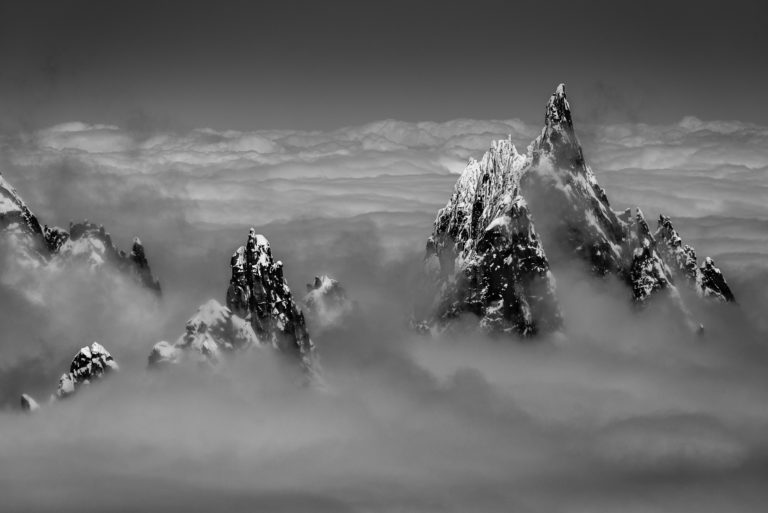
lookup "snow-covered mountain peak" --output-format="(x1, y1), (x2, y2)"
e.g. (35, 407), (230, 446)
(148, 298), (258, 368)
(57, 342), (119, 398)
(419, 83), (737, 338)
(418, 129), (562, 336)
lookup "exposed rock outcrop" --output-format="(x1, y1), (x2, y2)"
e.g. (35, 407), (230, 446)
(418, 83), (735, 336)
(655, 215), (735, 302)
(0, 171), (161, 296)
(149, 230), (319, 382)
(226, 229), (315, 368)
(421, 139), (562, 336)
(57, 342), (119, 398)
(20, 341), (119, 409)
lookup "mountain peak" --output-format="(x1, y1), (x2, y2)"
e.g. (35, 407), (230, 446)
(544, 83), (573, 129)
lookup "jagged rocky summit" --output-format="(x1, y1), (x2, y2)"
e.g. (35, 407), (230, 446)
(0, 171), (161, 296)
(302, 275), (355, 332)
(226, 229), (315, 367)
(149, 229), (319, 381)
(20, 342), (119, 410)
(419, 83), (734, 337)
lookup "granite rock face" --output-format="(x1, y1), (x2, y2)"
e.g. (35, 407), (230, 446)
(148, 230), (318, 381)
(226, 229), (315, 367)
(418, 84), (735, 337)
(421, 139), (562, 336)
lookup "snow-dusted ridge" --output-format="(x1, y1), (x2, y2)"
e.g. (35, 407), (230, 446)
(0, 171), (162, 296)
(148, 299), (260, 368)
(419, 83), (735, 336)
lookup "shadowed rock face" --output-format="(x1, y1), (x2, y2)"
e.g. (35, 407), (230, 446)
(226, 229), (316, 370)
(0, 171), (161, 295)
(419, 84), (736, 337)
(421, 139), (562, 337)
(524, 83), (629, 277)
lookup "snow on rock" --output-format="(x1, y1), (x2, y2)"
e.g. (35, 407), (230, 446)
(0, 172), (49, 283)
(147, 299), (259, 368)
(419, 83), (736, 336)
(520, 84), (735, 329)
(20, 393), (40, 412)
(149, 230), (319, 382)
(302, 275), (356, 331)
(56, 342), (119, 399)
(0, 170), (162, 297)
(226, 229), (317, 373)
(522, 83), (628, 276)
(655, 215), (735, 302)
(52, 221), (162, 293)
(418, 137), (562, 337)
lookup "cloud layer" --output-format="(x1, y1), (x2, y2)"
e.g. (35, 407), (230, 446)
(1, 114), (767, 512)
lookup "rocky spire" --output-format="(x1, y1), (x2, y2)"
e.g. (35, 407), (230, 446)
(523, 84), (627, 276)
(226, 229), (316, 370)
(418, 138), (562, 337)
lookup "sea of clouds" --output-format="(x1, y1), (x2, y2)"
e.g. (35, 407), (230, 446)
(0, 113), (767, 512)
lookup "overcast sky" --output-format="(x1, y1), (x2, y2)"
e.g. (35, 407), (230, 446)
(0, 0), (766, 131)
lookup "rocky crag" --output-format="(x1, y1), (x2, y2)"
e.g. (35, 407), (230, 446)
(419, 84), (734, 336)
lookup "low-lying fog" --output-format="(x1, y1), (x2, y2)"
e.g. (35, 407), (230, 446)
(1, 116), (767, 512)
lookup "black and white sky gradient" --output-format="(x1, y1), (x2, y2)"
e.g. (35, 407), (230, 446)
(1, 1), (768, 512)
(1, 0), (767, 130)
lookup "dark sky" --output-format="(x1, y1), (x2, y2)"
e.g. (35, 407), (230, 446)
(0, 0), (765, 131)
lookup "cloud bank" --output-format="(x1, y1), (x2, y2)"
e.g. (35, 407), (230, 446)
(1, 114), (767, 512)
